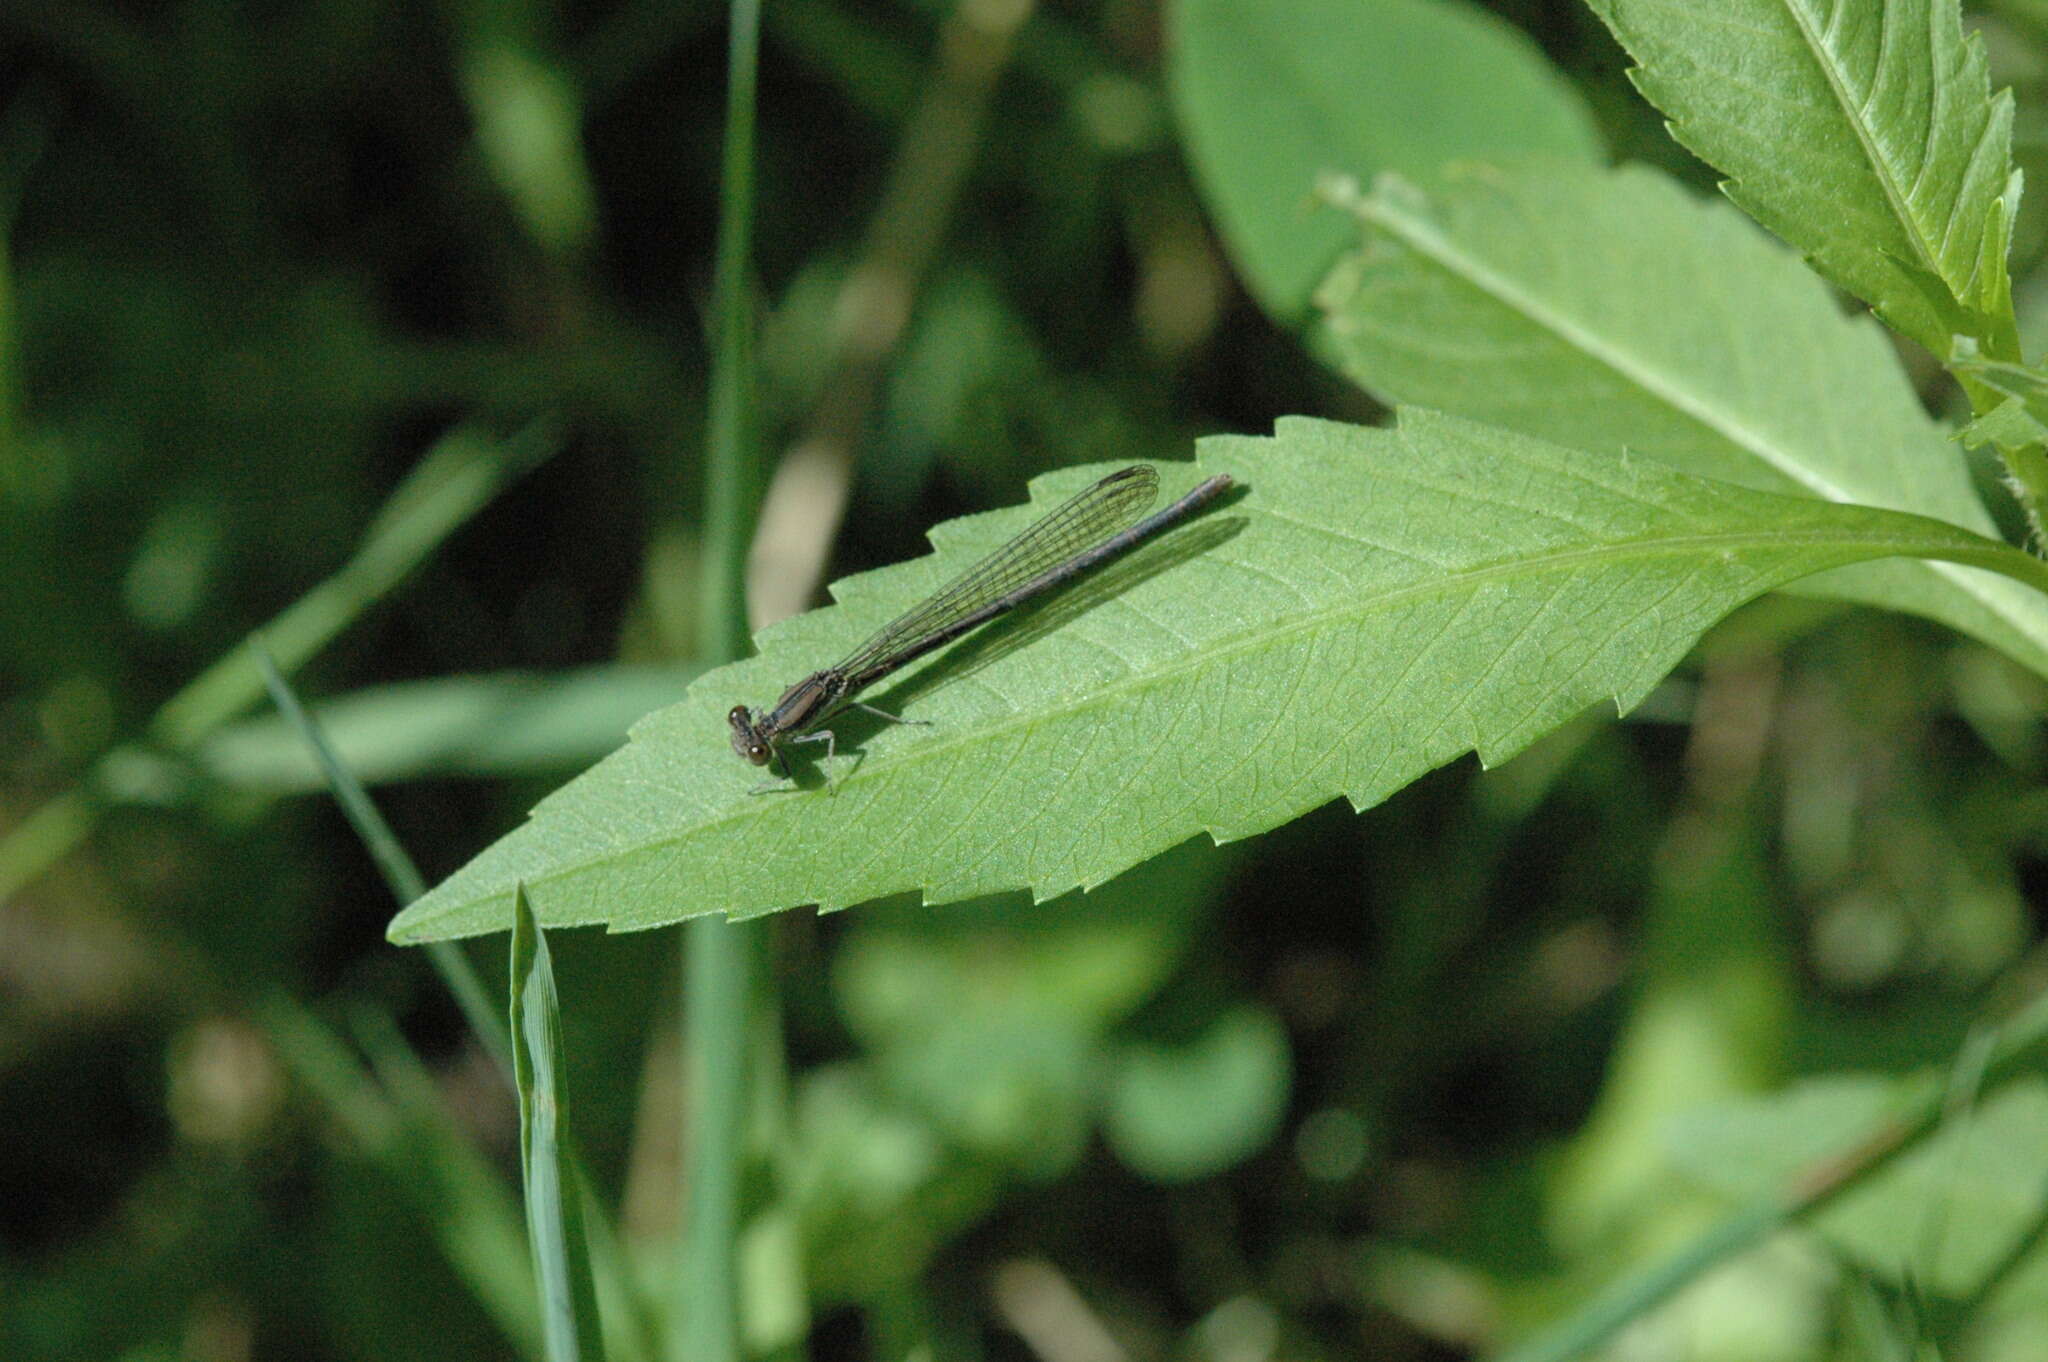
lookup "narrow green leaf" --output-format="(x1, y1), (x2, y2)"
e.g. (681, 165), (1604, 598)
(511, 886), (606, 1362)
(678, 1), (765, 1358)
(458, 44), (598, 254)
(1167, 0), (1599, 324)
(1314, 163), (2048, 678)
(389, 412), (2048, 941)
(1585, 0), (2022, 360)
(251, 638), (511, 1081)
(200, 665), (698, 792)
(262, 996), (544, 1360)
(154, 420), (561, 749)
(0, 420), (560, 904)
(252, 643), (658, 1362)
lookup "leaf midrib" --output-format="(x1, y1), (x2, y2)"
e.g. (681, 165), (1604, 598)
(408, 515), (1993, 929)
(1775, 0), (1947, 282)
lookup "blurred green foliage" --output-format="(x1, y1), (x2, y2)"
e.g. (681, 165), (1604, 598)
(7, 2), (2048, 1360)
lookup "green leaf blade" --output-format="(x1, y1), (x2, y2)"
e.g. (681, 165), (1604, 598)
(389, 415), (2039, 942)
(511, 886), (605, 1362)
(1585, 0), (2020, 357)
(201, 664), (699, 791)
(1314, 162), (2048, 677)
(1168, 0), (1600, 324)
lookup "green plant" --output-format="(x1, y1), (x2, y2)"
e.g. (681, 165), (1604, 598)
(15, 2), (2048, 1360)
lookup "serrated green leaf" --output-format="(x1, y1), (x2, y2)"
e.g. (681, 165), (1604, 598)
(388, 411), (2048, 942)
(1954, 349), (2048, 438)
(1585, 0), (2021, 359)
(1315, 162), (2048, 677)
(1167, 0), (1599, 324)
(1949, 348), (2048, 540)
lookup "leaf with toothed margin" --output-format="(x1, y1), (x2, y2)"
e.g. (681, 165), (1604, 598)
(1585, 0), (2021, 360)
(388, 411), (2048, 942)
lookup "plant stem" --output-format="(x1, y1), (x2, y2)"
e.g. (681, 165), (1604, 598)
(679, 3), (764, 1360)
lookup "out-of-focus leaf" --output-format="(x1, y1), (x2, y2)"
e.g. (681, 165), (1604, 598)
(782, 1065), (1002, 1305)
(1104, 1007), (1290, 1182)
(200, 665), (696, 791)
(455, 15), (596, 253)
(1168, 0), (1600, 324)
(834, 863), (1204, 1170)
(1670, 1077), (2048, 1309)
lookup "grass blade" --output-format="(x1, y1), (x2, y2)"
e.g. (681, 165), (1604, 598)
(251, 638), (506, 1070)
(680, 4), (765, 1361)
(512, 885), (607, 1362)
(0, 420), (561, 903)
(254, 645), (657, 1362)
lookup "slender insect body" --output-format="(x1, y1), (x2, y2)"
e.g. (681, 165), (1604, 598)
(728, 672), (848, 767)
(731, 465), (1234, 789)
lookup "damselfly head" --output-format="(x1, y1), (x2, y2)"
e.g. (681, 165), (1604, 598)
(728, 705), (773, 765)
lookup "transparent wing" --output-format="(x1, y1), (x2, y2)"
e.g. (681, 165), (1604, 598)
(833, 465), (1159, 683)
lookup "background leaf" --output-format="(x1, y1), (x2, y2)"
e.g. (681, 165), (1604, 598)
(389, 411), (2045, 941)
(1314, 161), (2048, 677)
(198, 666), (698, 792)
(1103, 1006), (1291, 1182)
(1167, 0), (1601, 324)
(1671, 1077), (2048, 1310)
(1585, 0), (2022, 359)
